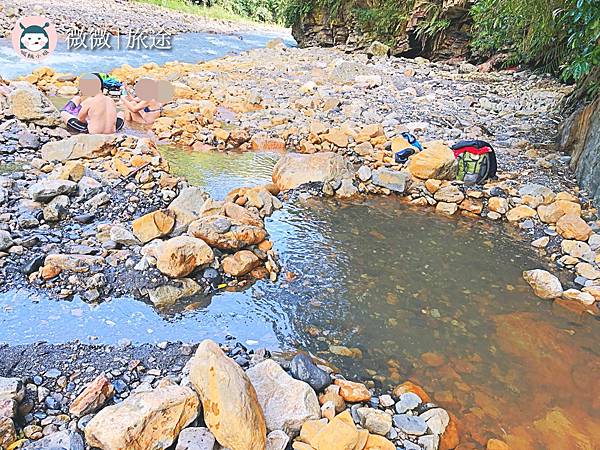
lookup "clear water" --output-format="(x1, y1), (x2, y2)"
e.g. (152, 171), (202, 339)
(0, 31), (294, 79)
(159, 145), (280, 200)
(2, 147), (599, 447)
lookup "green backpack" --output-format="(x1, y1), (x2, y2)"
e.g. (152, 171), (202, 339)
(451, 140), (497, 185)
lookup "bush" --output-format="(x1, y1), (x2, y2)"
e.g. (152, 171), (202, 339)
(470, 0), (600, 83)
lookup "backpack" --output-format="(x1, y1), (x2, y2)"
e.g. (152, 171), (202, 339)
(394, 132), (423, 164)
(451, 140), (497, 185)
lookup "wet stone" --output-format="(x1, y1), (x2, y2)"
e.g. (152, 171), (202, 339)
(392, 414), (428, 436)
(289, 353), (331, 392)
(395, 392), (421, 413)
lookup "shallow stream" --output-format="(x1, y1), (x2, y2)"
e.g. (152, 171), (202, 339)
(1, 27), (598, 448)
(1, 148), (599, 447)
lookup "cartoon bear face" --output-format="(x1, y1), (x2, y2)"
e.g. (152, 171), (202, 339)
(20, 23), (50, 52)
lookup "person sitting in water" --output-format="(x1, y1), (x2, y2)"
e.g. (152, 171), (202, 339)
(60, 73), (124, 134)
(119, 78), (173, 125)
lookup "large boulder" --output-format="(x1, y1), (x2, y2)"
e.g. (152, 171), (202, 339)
(246, 359), (320, 438)
(41, 134), (117, 162)
(155, 236), (214, 278)
(523, 269), (563, 299)
(9, 82), (61, 126)
(537, 200), (581, 224)
(188, 215), (267, 251)
(84, 385), (199, 450)
(556, 214), (593, 241)
(167, 187), (210, 235)
(29, 179), (77, 203)
(272, 152), (353, 191)
(188, 340), (267, 450)
(407, 141), (457, 180)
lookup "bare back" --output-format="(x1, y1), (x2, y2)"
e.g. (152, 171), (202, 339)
(79, 94), (117, 134)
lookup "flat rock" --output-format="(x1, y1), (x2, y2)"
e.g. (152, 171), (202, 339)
(371, 168), (411, 193)
(272, 152), (353, 191)
(41, 134), (116, 162)
(85, 385), (199, 450)
(29, 179), (77, 203)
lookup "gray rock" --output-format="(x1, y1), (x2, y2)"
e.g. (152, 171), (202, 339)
(289, 353), (331, 392)
(77, 176), (102, 198)
(357, 165), (372, 182)
(110, 226), (139, 246)
(0, 230), (13, 251)
(266, 430), (289, 450)
(395, 392), (421, 413)
(357, 407), (392, 435)
(29, 179), (77, 202)
(175, 427), (216, 450)
(392, 414), (428, 436)
(371, 168), (411, 193)
(518, 183), (553, 199)
(23, 430), (84, 450)
(167, 187), (210, 235)
(0, 377), (24, 402)
(420, 407), (449, 435)
(418, 434), (440, 450)
(18, 131), (41, 149)
(43, 195), (70, 222)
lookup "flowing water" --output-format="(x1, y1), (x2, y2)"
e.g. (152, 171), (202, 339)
(0, 31), (294, 79)
(2, 148), (599, 447)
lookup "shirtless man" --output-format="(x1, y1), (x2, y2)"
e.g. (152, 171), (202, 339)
(61, 73), (124, 134)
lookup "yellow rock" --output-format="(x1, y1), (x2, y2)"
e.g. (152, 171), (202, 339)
(189, 340), (267, 450)
(407, 141), (457, 180)
(322, 128), (349, 148)
(506, 205), (537, 222)
(364, 434), (395, 450)
(537, 200), (581, 224)
(556, 214), (592, 241)
(488, 196), (509, 214)
(310, 411), (360, 450)
(59, 161), (85, 182)
(113, 157), (132, 177)
(391, 136), (412, 152)
(132, 210), (176, 244)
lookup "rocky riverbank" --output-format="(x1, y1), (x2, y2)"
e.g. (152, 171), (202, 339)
(1, 37), (599, 450)
(17, 43), (599, 310)
(0, 82), (282, 305)
(0, 339), (459, 450)
(0, 0), (287, 39)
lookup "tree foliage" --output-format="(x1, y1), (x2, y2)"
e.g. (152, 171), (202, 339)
(470, 0), (599, 83)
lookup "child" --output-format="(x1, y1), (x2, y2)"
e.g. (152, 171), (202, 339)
(120, 78), (171, 125)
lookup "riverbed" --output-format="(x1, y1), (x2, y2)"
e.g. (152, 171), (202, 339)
(0, 15), (599, 447)
(1, 145), (599, 447)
